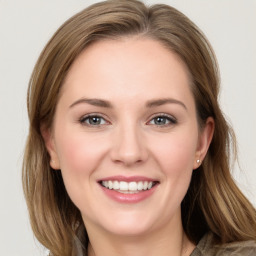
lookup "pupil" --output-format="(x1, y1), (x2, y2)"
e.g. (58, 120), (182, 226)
(89, 117), (100, 125)
(155, 117), (166, 125)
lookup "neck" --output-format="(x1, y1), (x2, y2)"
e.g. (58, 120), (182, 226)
(86, 215), (194, 256)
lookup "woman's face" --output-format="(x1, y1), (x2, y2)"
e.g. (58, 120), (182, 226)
(45, 38), (213, 237)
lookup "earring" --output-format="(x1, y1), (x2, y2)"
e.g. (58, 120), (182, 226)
(196, 159), (201, 164)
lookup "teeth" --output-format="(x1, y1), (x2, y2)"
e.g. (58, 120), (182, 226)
(137, 181), (143, 191)
(148, 181), (153, 189)
(128, 182), (137, 191)
(108, 181), (113, 189)
(113, 181), (119, 190)
(119, 181), (128, 190)
(101, 180), (156, 192)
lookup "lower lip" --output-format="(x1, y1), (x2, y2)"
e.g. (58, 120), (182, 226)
(100, 184), (158, 204)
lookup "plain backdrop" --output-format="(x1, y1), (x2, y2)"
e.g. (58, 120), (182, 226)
(0, 0), (255, 255)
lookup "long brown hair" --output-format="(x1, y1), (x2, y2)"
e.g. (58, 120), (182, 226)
(22, 0), (256, 255)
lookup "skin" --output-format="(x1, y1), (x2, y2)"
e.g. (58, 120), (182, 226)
(43, 37), (214, 256)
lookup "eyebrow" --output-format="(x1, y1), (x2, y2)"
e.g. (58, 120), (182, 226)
(146, 98), (187, 110)
(69, 97), (187, 110)
(69, 98), (113, 108)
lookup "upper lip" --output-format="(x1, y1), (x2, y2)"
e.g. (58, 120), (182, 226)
(98, 175), (158, 182)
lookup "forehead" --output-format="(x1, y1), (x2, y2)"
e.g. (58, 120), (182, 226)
(60, 37), (193, 106)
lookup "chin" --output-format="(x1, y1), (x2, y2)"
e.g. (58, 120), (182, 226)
(96, 210), (159, 237)
(105, 222), (152, 237)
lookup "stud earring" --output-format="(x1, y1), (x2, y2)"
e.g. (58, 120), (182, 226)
(196, 159), (201, 164)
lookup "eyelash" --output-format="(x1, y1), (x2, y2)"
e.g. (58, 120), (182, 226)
(147, 113), (177, 127)
(79, 114), (109, 127)
(79, 113), (177, 127)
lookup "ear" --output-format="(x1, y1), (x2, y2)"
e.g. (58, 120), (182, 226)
(41, 125), (60, 170)
(193, 117), (215, 169)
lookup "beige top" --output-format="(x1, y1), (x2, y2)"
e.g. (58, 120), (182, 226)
(191, 232), (256, 255)
(75, 231), (256, 255)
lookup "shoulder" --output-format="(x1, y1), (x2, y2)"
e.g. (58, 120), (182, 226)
(191, 232), (256, 256)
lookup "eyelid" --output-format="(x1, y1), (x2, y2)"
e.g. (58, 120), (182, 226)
(78, 112), (177, 127)
(79, 113), (110, 126)
(147, 113), (177, 125)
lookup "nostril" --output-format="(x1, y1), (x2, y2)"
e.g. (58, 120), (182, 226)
(110, 131), (148, 165)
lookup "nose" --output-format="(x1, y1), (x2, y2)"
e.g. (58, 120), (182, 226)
(110, 123), (148, 166)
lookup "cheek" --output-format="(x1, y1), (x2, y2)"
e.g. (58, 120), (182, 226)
(54, 130), (110, 208)
(55, 130), (107, 175)
(150, 128), (198, 177)
(149, 128), (198, 211)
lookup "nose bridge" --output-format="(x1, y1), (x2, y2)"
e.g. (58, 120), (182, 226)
(111, 118), (147, 166)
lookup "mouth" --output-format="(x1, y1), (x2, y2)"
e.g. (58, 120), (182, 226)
(99, 180), (159, 194)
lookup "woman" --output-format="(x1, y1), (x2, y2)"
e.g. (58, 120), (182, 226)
(22, 0), (256, 255)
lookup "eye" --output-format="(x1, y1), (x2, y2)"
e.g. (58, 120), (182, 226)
(148, 114), (177, 126)
(80, 115), (108, 126)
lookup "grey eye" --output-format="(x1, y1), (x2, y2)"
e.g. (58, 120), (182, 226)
(153, 116), (170, 125)
(148, 115), (176, 126)
(81, 115), (107, 126)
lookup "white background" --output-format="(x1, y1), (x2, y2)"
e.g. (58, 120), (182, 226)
(0, 0), (255, 255)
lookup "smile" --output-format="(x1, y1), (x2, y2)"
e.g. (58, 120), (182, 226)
(100, 180), (158, 194)
(98, 176), (159, 203)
